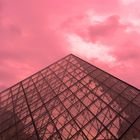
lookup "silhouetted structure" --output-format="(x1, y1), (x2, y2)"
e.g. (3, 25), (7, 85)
(0, 54), (140, 140)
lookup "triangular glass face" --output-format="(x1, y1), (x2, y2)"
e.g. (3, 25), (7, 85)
(0, 54), (140, 140)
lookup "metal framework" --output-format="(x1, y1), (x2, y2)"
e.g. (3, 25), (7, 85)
(0, 54), (140, 140)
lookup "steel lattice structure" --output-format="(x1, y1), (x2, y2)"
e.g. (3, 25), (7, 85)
(0, 54), (140, 140)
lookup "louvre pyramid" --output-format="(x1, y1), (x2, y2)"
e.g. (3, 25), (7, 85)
(0, 54), (140, 140)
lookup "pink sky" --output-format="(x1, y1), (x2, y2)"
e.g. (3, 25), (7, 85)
(0, 0), (140, 91)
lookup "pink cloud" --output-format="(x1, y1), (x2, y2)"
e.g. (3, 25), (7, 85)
(61, 13), (140, 88)
(0, 0), (140, 91)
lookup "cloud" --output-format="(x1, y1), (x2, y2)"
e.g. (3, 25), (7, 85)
(87, 15), (125, 42)
(66, 33), (115, 63)
(0, 21), (68, 91)
(61, 12), (140, 88)
(0, 0), (140, 91)
(0, 1), (69, 91)
(121, 0), (136, 5)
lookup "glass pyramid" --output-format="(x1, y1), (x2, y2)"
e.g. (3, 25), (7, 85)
(0, 54), (140, 140)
